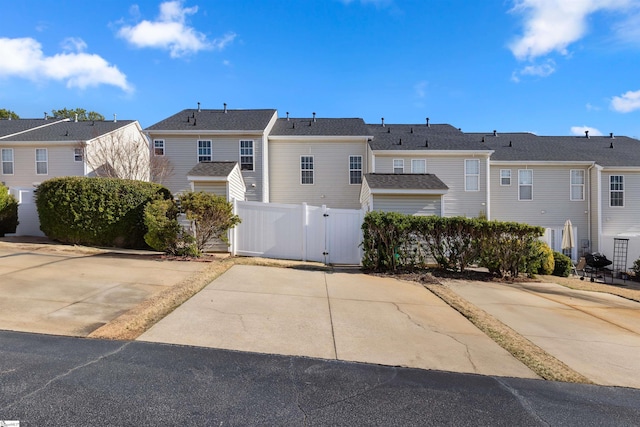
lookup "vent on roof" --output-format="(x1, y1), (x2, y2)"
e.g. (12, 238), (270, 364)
(74, 113), (78, 123)
(197, 102), (201, 112)
(187, 116), (190, 123)
(91, 121), (95, 126)
(387, 127), (391, 133)
(286, 112), (290, 121)
(65, 130), (69, 136)
(426, 117), (430, 127)
(44, 112), (48, 120)
(193, 118), (197, 126)
(481, 136), (485, 143)
(610, 132), (615, 139)
(410, 127), (413, 134)
(312, 112), (316, 122)
(224, 103), (227, 113)
(113, 114), (117, 123)
(398, 138), (402, 145)
(425, 139), (428, 147)
(585, 130), (589, 139)
(292, 122), (295, 129)
(493, 130), (498, 137)
(610, 142), (614, 149)
(381, 117), (385, 127)
(509, 141), (512, 147)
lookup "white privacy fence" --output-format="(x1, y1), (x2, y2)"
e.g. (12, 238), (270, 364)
(231, 201), (364, 265)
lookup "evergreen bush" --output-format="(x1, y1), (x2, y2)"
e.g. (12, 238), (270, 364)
(0, 183), (18, 236)
(552, 251), (572, 277)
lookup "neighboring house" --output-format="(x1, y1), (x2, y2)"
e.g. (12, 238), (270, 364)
(0, 117), (149, 236)
(144, 106), (277, 201)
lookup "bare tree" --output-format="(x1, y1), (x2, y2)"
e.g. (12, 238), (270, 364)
(150, 154), (175, 185)
(80, 129), (150, 181)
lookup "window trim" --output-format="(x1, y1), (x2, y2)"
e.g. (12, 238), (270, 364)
(393, 159), (404, 174)
(518, 169), (533, 201)
(153, 139), (165, 156)
(1, 148), (14, 175)
(300, 155), (314, 185)
(197, 140), (212, 162)
(464, 159), (480, 192)
(74, 148), (84, 162)
(239, 140), (254, 171)
(500, 169), (511, 186)
(411, 159), (426, 174)
(609, 175), (624, 207)
(570, 169), (585, 201)
(349, 155), (362, 185)
(36, 148), (48, 175)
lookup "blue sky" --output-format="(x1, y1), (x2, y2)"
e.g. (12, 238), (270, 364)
(1, 0), (639, 138)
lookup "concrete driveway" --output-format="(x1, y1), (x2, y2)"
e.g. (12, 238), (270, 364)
(139, 265), (538, 379)
(445, 280), (640, 389)
(0, 242), (205, 336)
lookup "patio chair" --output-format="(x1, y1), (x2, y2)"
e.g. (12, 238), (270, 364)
(574, 257), (586, 278)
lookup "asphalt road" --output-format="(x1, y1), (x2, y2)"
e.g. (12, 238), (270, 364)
(1, 331), (639, 426)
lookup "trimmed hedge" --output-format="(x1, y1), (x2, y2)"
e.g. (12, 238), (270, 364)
(552, 251), (572, 277)
(36, 177), (172, 248)
(0, 183), (18, 236)
(361, 211), (545, 278)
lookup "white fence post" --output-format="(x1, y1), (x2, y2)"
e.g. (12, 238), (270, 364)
(301, 202), (307, 262)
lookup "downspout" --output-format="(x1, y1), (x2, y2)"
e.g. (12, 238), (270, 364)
(595, 165), (603, 253)
(586, 162), (595, 252)
(485, 155), (491, 220)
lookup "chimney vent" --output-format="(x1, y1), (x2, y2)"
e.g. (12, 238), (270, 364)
(197, 102), (201, 112)
(426, 117), (430, 127)
(509, 141), (512, 147)
(292, 122), (295, 129)
(113, 113), (117, 123)
(44, 112), (48, 120)
(286, 112), (290, 121)
(387, 127), (391, 134)
(224, 103), (227, 113)
(187, 116), (190, 123)
(425, 139), (428, 147)
(193, 118), (197, 126)
(610, 132), (615, 139)
(74, 113), (78, 123)
(585, 130), (590, 139)
(493, 130), (497, 137)
(312, 112), (316, 122)
(481, 136), (485, 143)
(65, 130), (69, 136)
(381, 117), (385, 127)
(410, 127), (413, 134)
(610, 142), (614, 149)
(398, 138), (402, 145)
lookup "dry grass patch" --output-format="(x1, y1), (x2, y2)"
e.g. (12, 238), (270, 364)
(540, 274), (640, 303)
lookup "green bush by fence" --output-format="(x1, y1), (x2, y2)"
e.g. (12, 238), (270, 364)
(0, 183), (18, 236)
(552, 251), (572, 277)
(361, 211), (545, 278)
(36, 177), (172, 248)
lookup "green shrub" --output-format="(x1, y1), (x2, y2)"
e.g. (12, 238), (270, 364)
(0, 183), (18, 236)
(36, 177), (171, 248)
(143, 198), (197, 256)
(178, 192), (241, 253)
(552, 251), (572, 277)
(631, 258), (640, 279)
(525, 241), (554, 276)
(361, 211), (414, 271)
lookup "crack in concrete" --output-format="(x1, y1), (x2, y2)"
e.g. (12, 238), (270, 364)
(494, 377), (551, 426)
(1, 342), (131, 411)
(287, 358), (309, 426)
(323, 273), (338, 360)
(206, 306), (248, 331)
(392, 302), (479, 373)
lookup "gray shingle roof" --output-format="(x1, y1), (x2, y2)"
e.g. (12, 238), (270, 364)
(0, 119), (138, 142)
(0, 119), (68, 138)
(270, 118), (370, 136)
(145, 109), (276, 132)
(471, 132), (640, 166)
(187, 161), (237, 177)
(366, 123), (484, 151)
(364, 173), (449, 190)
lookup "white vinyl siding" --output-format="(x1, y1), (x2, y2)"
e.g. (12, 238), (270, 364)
(240, 140), (254, 171)
(393, 159), (404, 173)
(197, 140), (212, 162)
(301, 156), (314, 184)
(35, 149), (48, 175)
(154, 139), (165, 156)
(570, 170), (585, 201)
(372, 195), (442, 216)
(349, 155), (362, 184)
(465, 159), (480, 191)
(601, 171), (640, 237)
(500, 169), (511, 186)
(411, 159), (426, 173)
(610, 175), (624, 207)
(192, 181), (227, 197)
(2, 148), (13, 175)
(518, 169), (533, 200)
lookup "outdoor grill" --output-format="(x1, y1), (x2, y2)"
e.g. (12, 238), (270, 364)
(582, 253), (613, 283)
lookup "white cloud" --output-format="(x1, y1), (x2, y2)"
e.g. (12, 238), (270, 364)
(509, 0), (633, 61)
(571, 125), (603, 136)
(0, 37), (131, 92)
(511, 59), (555, 82)
(586, 102), (602, 111)
(612, 9), (640, 44)
(414, 81), (428, 98)
(117, 0), (235, 58)
(611, 89), (640, 112)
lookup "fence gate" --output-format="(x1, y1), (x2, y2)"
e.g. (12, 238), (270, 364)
(232, 201), (363, 265)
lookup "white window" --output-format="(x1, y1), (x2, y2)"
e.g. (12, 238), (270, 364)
(519, 169), (533, 200)
(610, 175), (624, 207)
(500, 169), (511, 186)
(154, 140), (165, 156)
(1, 148), (13, 175)
(240, 140), (254, 171)
(393, 159), (404, 174)
(411, 159), (426, 174)
(74, 148), (84, 162)
(570, 170), (585, 201)
(197, 140), (211, 162)
(36, 148), (48, 175)
(349, 155), (362, 184)
(301, 156), (314, 184)
(465, 159), (480, 191)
